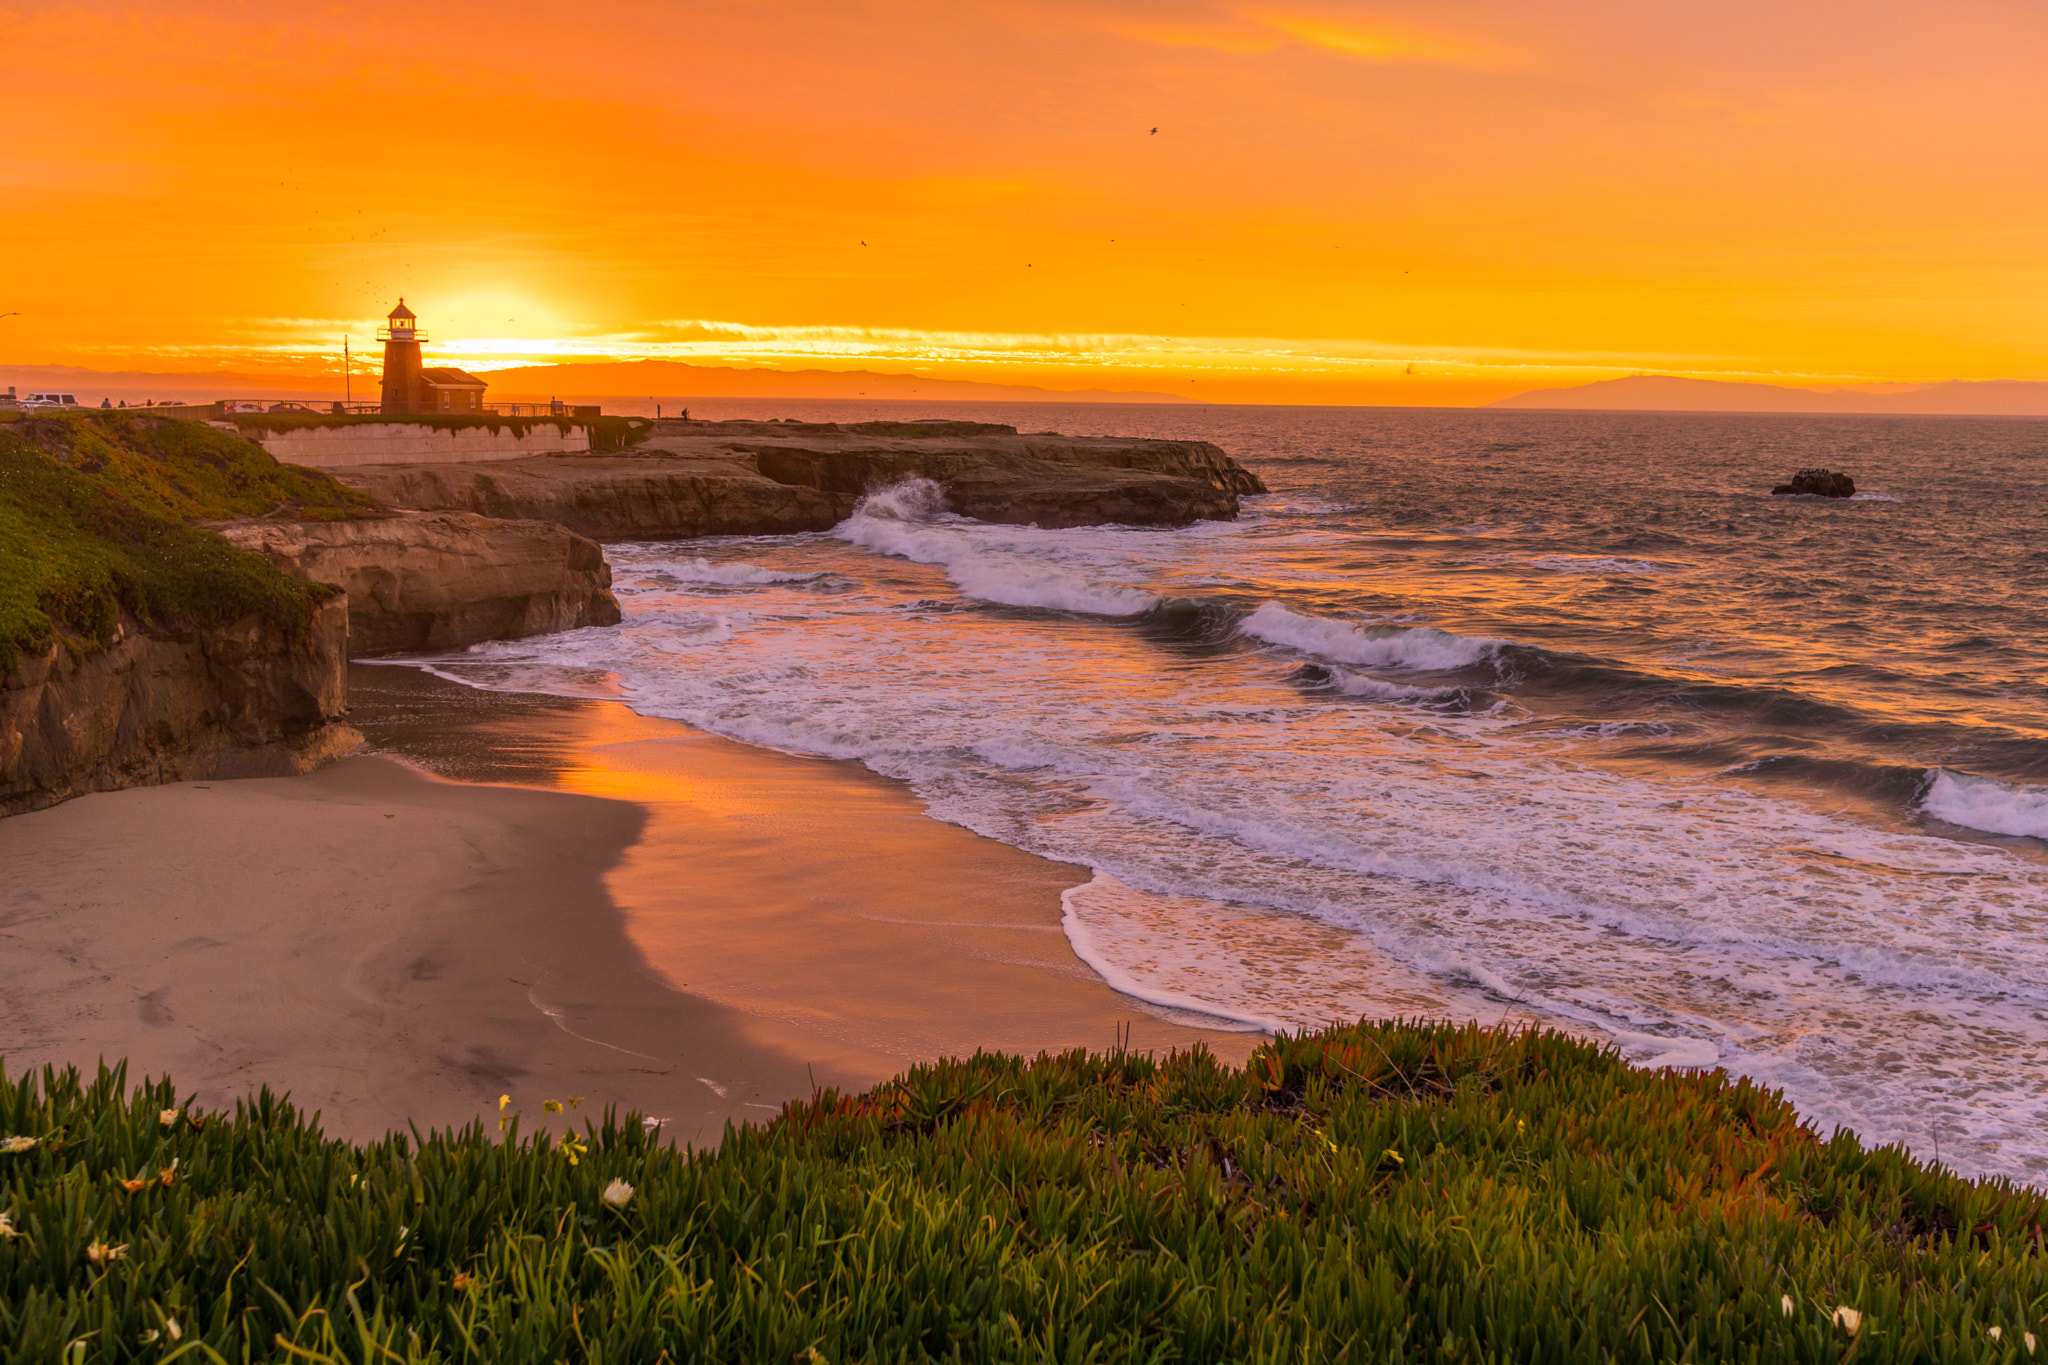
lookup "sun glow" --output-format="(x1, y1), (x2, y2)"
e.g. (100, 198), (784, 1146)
(2, 0), (2043, 403)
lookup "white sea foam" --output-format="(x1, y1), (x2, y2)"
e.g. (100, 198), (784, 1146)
(413, 518), (2048, 1185)
(1240, 602), (1503, 671)
(1922, 770), (2048, 839)
(1325, 669), (1475, 706)
(834, 479), (1161, 616)
(656, 557), (832, 586)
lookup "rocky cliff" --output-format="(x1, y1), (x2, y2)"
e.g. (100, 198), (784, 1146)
(1, 598), (356, 817)
(328, 419), (1267, 540)
(219, 511), (623, 657)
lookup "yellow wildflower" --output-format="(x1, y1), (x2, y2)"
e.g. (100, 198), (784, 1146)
(543, 1100), (563, 1114)
(561, 1134), (589, 1166)
(1382, 1148), (1403, 1165)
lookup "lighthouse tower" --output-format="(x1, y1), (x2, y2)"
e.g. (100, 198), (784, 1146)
(377, 300), (426, 415)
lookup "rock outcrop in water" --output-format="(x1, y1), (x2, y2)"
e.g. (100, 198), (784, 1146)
(1, 599), (357, 816)
(1771, 468), (1857, 497)
(218, 512), (622, 658)
(325, 419), (1267, 540)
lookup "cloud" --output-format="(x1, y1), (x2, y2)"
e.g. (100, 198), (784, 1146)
(1090, 2), (1516, 68)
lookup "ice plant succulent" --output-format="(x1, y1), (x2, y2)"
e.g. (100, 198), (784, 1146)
(602, 1178), (635, 1208)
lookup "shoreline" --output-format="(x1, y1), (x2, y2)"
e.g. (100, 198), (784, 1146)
(0, 664), (1256, 1145)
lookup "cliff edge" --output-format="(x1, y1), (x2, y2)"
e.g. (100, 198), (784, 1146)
(1, 414), (365, 814)
(327, 418), (1268, 540)
(219, 511), (622, 657)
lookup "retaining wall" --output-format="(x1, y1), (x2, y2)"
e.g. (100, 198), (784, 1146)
(246, 422), (591, 468)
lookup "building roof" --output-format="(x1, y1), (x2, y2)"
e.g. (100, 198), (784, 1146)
(419, 367), (487, 389)
(387, 299), (416, 321)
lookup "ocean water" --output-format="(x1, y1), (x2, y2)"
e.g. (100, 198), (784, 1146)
(410, 402), (2048, 1184)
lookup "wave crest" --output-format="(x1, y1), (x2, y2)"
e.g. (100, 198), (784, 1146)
(1921, 770), (2048, 839)
(1239, 602), (1504, 671)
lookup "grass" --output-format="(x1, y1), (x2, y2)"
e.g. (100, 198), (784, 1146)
(0, 413), (367, 673)
(1, 1019), (2041, 1362)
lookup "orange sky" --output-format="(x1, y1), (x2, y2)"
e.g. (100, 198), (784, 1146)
(3, 0), (2044, 404)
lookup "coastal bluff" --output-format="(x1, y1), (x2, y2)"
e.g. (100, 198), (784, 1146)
(326, 418), (1268, 539)
(1, 598), (356, 816)
(218, 511), (622, 657)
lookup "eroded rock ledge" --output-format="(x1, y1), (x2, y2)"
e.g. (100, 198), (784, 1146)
(326, 419), (1268, 540)
(219, 511), (623, 658)
(1, 600), (356, 817)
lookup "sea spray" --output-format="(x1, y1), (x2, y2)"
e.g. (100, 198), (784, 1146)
(837, 477), (1161, 616)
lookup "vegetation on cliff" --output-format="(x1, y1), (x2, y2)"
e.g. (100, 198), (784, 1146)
(2, 1020), (2041, 1362)
(224, 412), (654, 452)
(0, 414), (368, 673)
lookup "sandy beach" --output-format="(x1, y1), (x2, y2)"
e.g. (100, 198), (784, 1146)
(0, 665), (1256, 1146)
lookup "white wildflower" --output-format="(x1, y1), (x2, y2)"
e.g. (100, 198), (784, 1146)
(0, 1212), (17, 1239)
(1991, 1327), (2003, 1341)
(166, 1317), (181, 1341)
(139, 1330), (159, 1345)
(2024, 1331), (2036, 1356)
(86, 1240), (128, 1264)
(0, 1136), (37, 1154)
(158, 1109), (178, 1127)
(1780, 1295), (1794, 1317)
(601, 1178), (635, 1209)
(1833, 1306), (1862, 1336)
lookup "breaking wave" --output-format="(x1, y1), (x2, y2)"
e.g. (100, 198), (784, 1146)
(1238, 602), (1504, 672)
(1921, 770), (2048, 839)
(834, 478), (1161, 616)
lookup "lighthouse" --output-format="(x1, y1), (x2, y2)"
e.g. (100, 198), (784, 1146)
(378, 300), (425, 415)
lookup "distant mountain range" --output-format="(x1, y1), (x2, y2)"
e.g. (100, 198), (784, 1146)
(1490, 375), (2048, 416)
(0, 361), (1188, 406)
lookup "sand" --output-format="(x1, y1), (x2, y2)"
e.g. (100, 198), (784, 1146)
(0, 665), (1256, 1145)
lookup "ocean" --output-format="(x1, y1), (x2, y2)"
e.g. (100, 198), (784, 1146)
(407, 400), (2048, 1184)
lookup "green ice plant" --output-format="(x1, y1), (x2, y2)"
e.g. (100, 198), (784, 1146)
(2, 1019), (2045, 1362)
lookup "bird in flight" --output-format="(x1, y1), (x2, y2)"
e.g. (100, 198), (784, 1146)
(1150, 127), (1158, 135)
(861, 240), (867, 246)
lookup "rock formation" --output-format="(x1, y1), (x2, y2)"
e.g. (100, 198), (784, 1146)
(218, 511), (623, 657)
(1771, 468), (1857, 497)
(1, 598), (356, 817)
(326, 419), (1268, 540)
